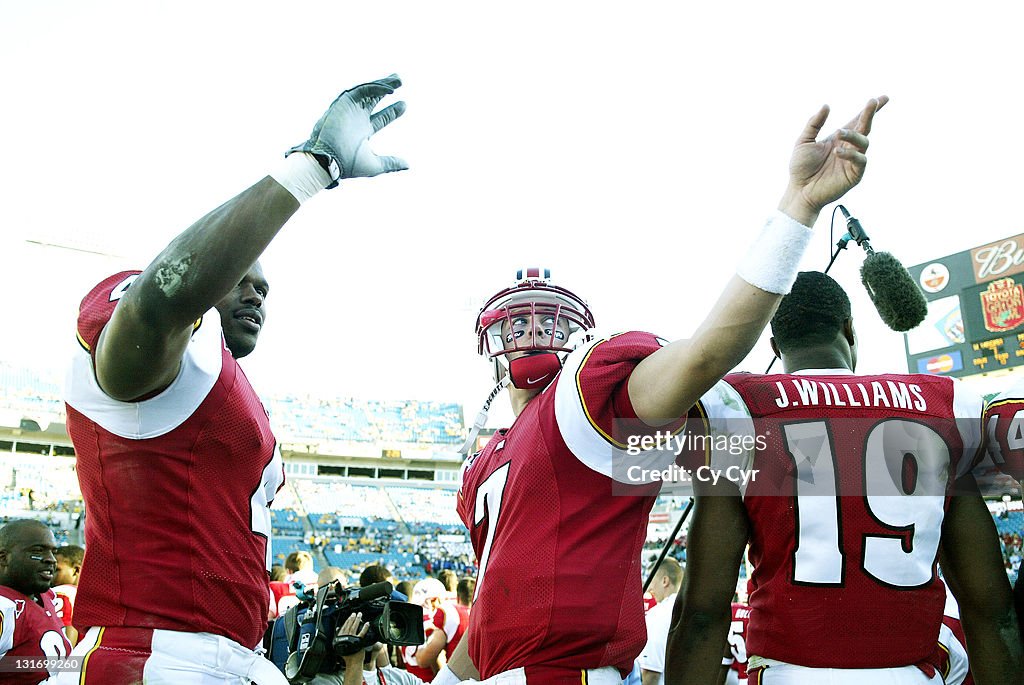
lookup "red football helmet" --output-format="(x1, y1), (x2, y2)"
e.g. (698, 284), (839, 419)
(475, 268), (596, 385)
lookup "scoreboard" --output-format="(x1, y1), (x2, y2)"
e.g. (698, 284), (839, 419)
(905, 232), (1024, 378)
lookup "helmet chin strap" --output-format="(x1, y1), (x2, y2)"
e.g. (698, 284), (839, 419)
(507, 352), (562, 390)
(458, 353), (564, 457)
(458, 374), (511, 457)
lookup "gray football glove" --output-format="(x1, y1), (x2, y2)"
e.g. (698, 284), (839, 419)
(286, 74), (408, 188)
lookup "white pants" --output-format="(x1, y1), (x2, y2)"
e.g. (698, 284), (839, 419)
(749, 657), (941, 685)
(45, 626), (289, 685)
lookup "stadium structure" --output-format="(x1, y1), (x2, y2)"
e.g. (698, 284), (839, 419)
(0, 360), (1020, 589)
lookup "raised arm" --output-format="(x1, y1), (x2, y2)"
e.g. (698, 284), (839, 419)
(628, 96), (887, 424)
(665, 480), (749, 684)
(95, 75), (407, 401)
(939, 474), (1024, 683)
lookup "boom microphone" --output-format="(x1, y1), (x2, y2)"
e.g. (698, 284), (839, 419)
(837, 207), (928, 332)
(860, 251), (928, 331)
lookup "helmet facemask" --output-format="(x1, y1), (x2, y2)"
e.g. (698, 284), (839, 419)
(476, 275), (595, 390)
(458, 270), (595, 457)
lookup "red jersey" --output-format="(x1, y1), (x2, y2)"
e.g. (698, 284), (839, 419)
(457, 332), (667, 680)
(686, 370), (983, 668)
(725, 602), (750, 679)
(443, 602), (469, 658)
(50, 584), (76, 632)
(64, 271), (284, 649)
(983, 379), (1024, 482)
(0, 587), (71, 684)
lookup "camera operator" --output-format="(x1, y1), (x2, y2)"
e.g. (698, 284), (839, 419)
(311, 613), (425, 685)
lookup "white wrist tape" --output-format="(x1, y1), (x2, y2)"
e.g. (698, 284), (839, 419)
(433, 665), (464, 685)
(736, 210), (814, 294)
(270, 152), (333, 204)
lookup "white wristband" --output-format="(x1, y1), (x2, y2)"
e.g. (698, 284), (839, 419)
(433, 665), (465, 685)
(736, 211), (814, 294)
(270, 152), (333, 204)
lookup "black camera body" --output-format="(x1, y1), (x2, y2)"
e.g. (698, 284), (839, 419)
(282, 581), (424, 684)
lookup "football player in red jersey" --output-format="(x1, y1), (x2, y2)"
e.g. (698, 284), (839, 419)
(439, 96), (889, 685)
(982, 380), (1024, 642)
(0, 519), (71, 685)
(58, 76), (407, 685)
(404, 578), (466, 681)
(723, 600), (751, 685)
(666, 271), (1022, 684)
(49, 545), (82, 647)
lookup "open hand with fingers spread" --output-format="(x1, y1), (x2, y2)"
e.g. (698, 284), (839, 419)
(287, 75), (408, 187)
(780, 95), (888, 226)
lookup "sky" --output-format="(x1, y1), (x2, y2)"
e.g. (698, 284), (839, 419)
(2, 2), (1024, 427)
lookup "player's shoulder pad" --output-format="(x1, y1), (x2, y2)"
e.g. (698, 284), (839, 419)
(76, 271), (143, 352)
(556, 331), (735, 485)
(554, 332), (666, 474)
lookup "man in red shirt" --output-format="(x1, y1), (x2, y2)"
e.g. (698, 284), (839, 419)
(667, 271), (1022, 683)
(57, 75), (407, 685)
(48, 545), (82, 649)
(0, 519), (72, 685)
(444, 96), (888, 685)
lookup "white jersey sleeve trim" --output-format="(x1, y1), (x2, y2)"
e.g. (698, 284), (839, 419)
(554, 336), (676, 484)
(64, 309), (224, 439)
(693, 380), (756, 494)
(951, 378), (985, 479)
(0, 595), (17, 656)
(937, 622), (970, 685)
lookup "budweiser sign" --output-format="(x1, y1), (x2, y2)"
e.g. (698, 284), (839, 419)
(972, 234), (1024, 283)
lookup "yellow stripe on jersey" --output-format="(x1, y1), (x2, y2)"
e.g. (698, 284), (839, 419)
(77, 330), (91, 353)
(573, 335), (686, 450)
(936, 641), (951, 679)
(688, 399), (712, 468)
(986, 397), (1022, 411)
(574, 340), (628, 449)
(580, 669), (587, 685)
(78, 626), (105, 685)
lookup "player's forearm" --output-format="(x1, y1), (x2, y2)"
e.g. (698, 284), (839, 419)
(666, 606), (732, 684)
(629, 211), (811, 424)
(688, 275), (782, 380)
(127, 176), (299, 331)
(1015, 573), (1024, 645)
(959, 604), (1024, 683)
(445, 632), (480, 681)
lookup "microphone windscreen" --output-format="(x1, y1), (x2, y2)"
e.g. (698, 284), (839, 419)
(860, 251), (929, 332)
